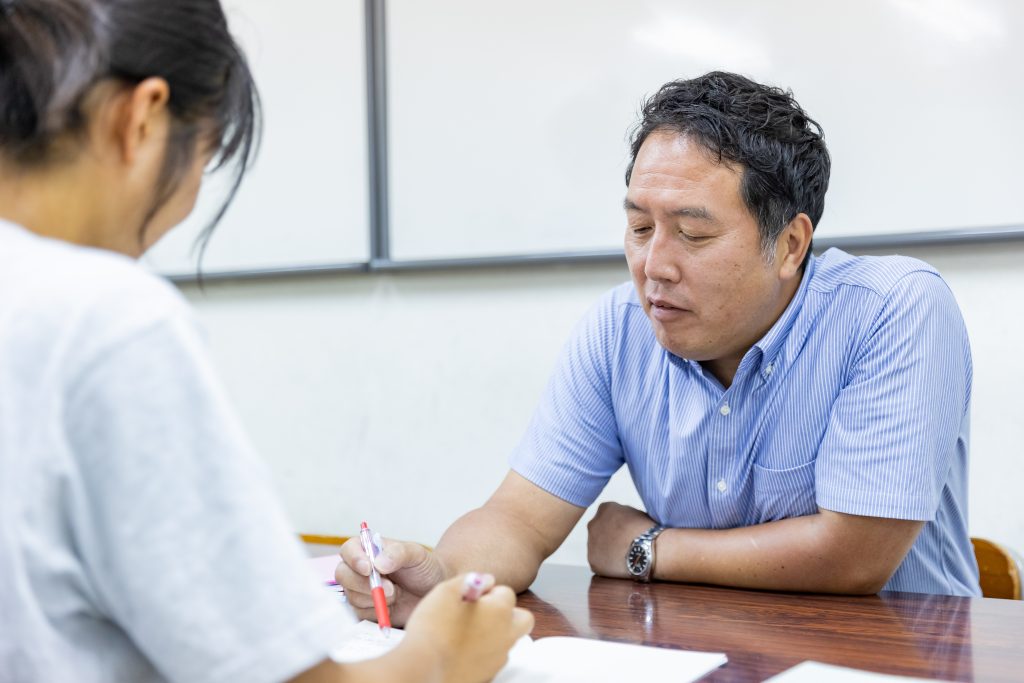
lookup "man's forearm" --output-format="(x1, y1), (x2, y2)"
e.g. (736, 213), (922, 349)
(433, 506), (560, 593)
(432, 471), (586, 593)
(655, 509), (923, 594)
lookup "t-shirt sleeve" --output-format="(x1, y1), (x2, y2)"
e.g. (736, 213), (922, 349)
(815, 271), (972, 521)
(63, 306), (353, 683)
(509, 291), (626, 507)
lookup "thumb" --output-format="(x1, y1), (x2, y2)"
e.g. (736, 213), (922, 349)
(511, 607), (535, 638)
(377, 542), (448, 593)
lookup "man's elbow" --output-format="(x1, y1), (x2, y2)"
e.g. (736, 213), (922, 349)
(830, 562), (898, 595)
(841, 575), (889, 595)
(810, 509), (922, 595)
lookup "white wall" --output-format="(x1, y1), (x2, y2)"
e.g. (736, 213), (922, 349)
(178, 240), (1024, 566)
(384, 0), (1024, 259)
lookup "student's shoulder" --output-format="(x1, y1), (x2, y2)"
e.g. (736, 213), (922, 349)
(810, 247), (944, 299)
(17, 232), (193, 342)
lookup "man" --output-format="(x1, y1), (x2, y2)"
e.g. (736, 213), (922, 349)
(338, 71), (980, 625)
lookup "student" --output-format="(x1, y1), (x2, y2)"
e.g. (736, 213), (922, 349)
(0, 1), (531, 682)
(337, 71), (979, 622)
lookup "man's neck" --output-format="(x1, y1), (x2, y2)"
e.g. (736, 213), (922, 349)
(701, 265), (807, 389)
(701, 355), (742, 390)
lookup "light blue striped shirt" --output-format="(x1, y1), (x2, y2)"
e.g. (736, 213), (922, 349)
(511, 248), (980, 596)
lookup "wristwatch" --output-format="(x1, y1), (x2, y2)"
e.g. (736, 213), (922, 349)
(626, 524), (666, 582)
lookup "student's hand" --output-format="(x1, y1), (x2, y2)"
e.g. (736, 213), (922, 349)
(399, 573), (534, 683)
(587, 502), (656, 579)
(336, 537), (449, 627)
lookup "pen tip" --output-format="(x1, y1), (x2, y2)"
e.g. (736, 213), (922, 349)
(381, 626), (391, 638)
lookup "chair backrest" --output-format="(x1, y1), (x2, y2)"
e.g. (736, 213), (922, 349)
(300, 534), (349, 557)
(299, 533), (434, 557)
(971, 537), (1023, 600)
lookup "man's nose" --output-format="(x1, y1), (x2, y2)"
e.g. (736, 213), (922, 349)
(644, 229), (682, 283)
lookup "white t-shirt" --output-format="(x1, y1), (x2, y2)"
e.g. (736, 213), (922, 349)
(0, 220), (353, 683)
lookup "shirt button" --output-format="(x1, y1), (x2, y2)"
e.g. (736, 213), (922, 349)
(719, 403), (731, 416)
(765, 363), (774, 375)
(716, 479), (728, 493)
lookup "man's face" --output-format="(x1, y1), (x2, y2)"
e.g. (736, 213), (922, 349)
(624, 130), (792, 382)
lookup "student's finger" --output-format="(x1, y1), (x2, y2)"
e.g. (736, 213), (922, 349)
(511, 607), (535, 638)
(477, 584), (517, 609)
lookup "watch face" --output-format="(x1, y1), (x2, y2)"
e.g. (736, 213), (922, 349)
(627, 541), (651, 576)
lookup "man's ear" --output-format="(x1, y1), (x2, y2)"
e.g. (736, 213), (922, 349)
(777, 212), (813, 279)
(116, 77), (171, 165)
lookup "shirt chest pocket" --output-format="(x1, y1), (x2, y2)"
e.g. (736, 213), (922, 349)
(751, 460), (818, 523)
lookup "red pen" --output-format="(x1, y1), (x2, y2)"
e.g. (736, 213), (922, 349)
(359, 521), (391, 636)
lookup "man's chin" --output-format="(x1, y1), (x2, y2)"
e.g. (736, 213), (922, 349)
(654, 333), (704, 361)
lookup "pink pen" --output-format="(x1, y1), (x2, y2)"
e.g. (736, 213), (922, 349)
(359, 521), (391, 635)
(461, 572), (488, 602)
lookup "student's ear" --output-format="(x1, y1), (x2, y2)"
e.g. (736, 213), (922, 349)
(776, 212), (813, 279)
(116, 77), (171, 165)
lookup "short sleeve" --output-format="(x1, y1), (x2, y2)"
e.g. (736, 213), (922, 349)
(815, 272), (972, 520)
(63, 308), (352, 683)
(509, 290), (626, 507)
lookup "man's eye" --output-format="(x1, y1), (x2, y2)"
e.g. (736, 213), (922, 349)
(681, 231), (710, 242)
(630, 226), (653, 235)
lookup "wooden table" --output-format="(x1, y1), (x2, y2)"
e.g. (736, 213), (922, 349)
(517, 564), (1023, 682)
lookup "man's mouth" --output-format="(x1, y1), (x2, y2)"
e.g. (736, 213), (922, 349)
(648, 296), (687, 312)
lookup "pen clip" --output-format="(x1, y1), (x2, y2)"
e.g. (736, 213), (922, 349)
(359, 522), (379, 572)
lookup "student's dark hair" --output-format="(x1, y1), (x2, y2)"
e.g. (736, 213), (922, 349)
(0, 0), (260, 262)
(626, 71), (829, 267)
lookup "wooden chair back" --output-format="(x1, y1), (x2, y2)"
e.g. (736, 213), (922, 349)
(971, 537), (1023, 600)
(300, 534), (349, 557)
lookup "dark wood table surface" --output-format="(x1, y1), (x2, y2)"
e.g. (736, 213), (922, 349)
(516, 564), (1023, 682)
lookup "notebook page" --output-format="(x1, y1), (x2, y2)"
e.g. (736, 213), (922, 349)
(494, 636), (726, 683)
(765, 661), (941, 682)
(330, 620), (404, 663)
(330, 619), (727, 682)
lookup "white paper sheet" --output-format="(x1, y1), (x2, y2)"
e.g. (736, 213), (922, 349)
(496, 635), (726, 683)
(330, 620), (405, 663)
(329, 620), (726, 682)
(765, 661), (941, 683)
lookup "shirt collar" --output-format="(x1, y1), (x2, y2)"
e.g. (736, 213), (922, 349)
(750, 252), (817, 377)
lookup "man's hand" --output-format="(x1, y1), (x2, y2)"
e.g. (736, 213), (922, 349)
(336, 471), (584, 625)
(336, 537), (450, 627)
(586, 502), (656, 579)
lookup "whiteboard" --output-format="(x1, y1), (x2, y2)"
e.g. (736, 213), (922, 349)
(386, 0), (1024, 261)
(144, 0), (369, 276)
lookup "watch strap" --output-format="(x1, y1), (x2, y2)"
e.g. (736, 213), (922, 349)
(630, 523), (666, 582)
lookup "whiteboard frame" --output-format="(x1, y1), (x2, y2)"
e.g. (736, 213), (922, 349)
(167, 223), (1024, 284)
(166, 0), (1024, 285)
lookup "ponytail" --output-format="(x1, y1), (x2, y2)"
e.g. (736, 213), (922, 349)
(0, 0), (107, 165)
(0, 0), (260, 259)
